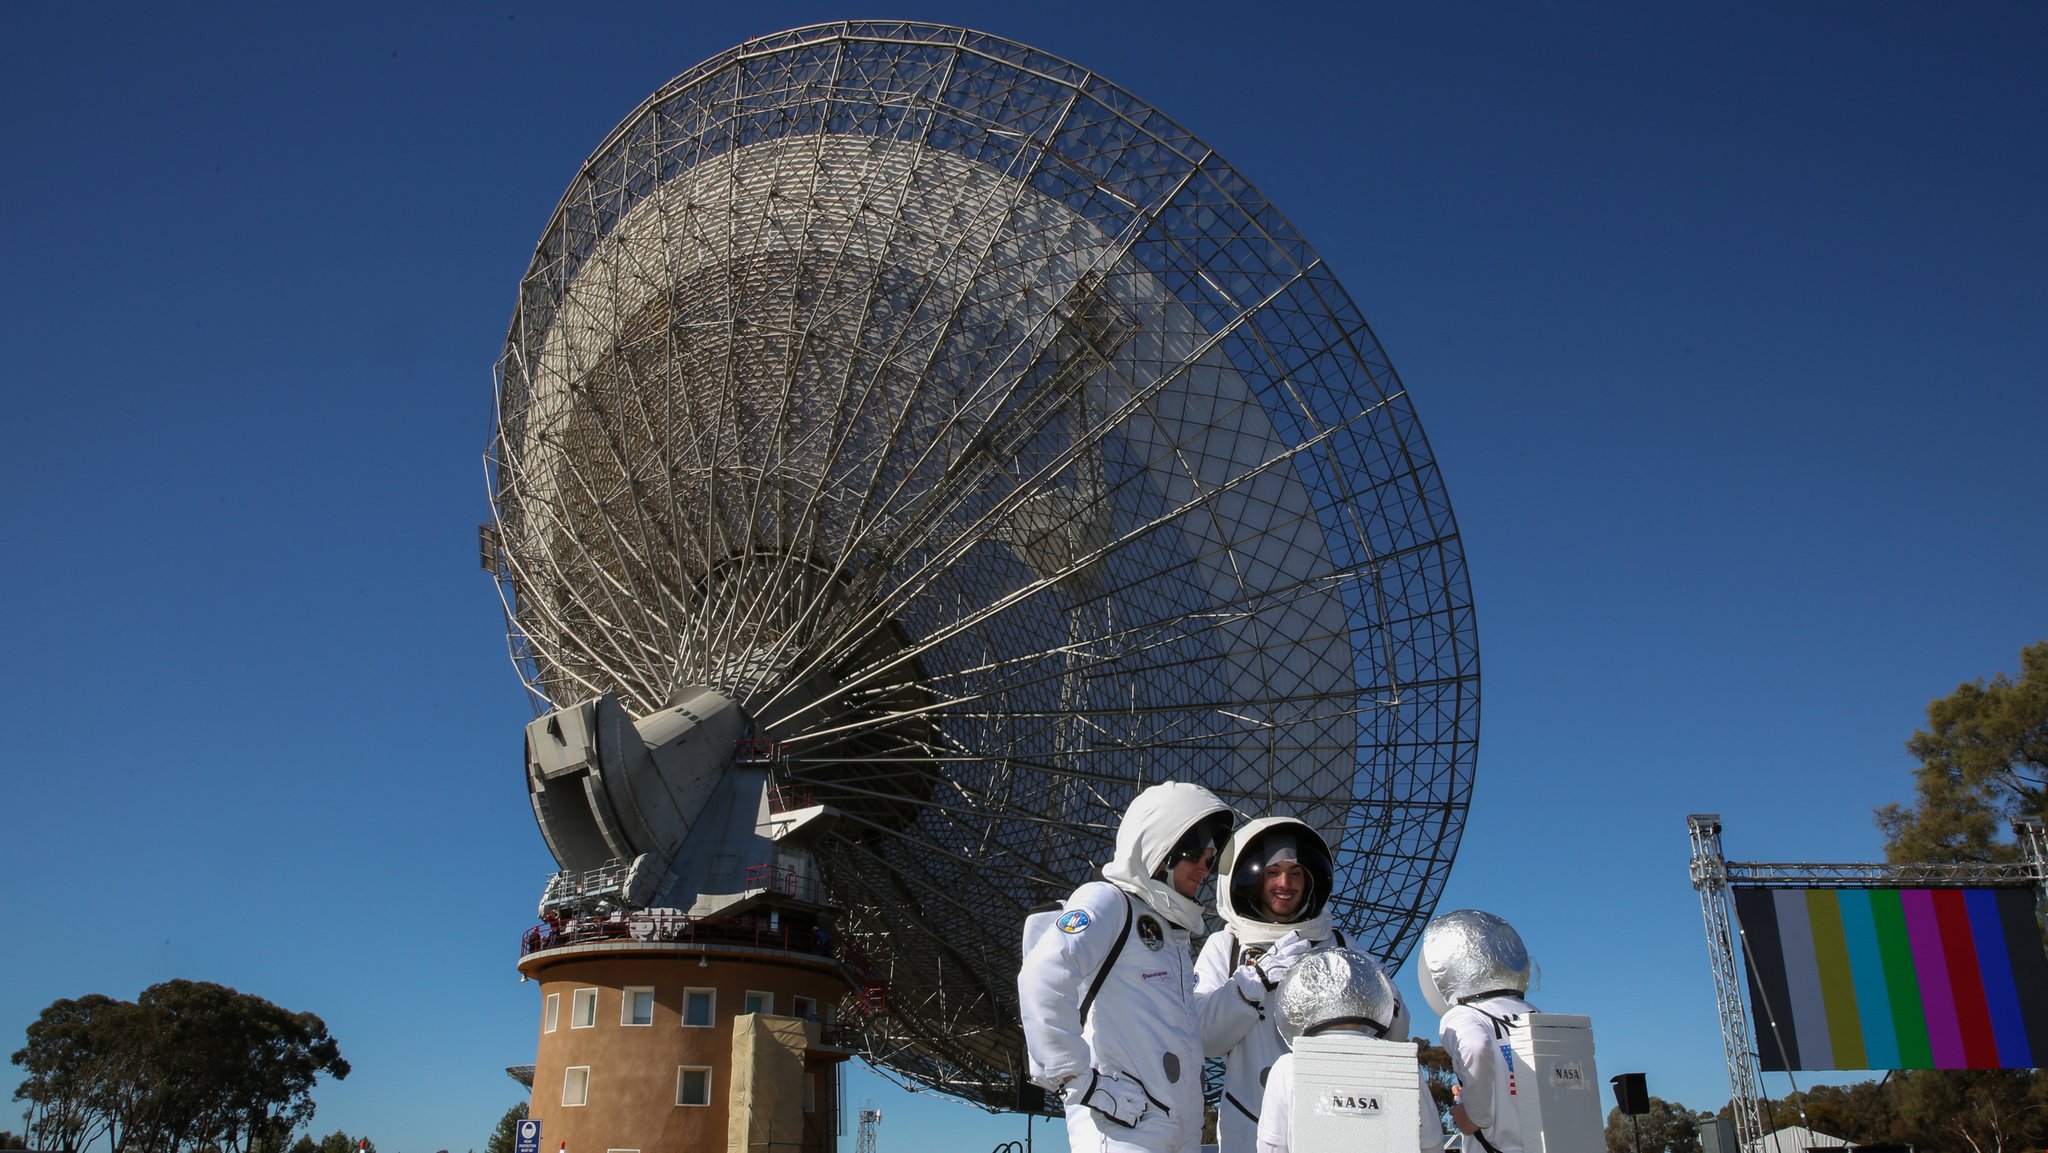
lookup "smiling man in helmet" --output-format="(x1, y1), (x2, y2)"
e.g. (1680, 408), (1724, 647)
(1019, 782), (1236, 1153)
(1193, 817), (1375, 1153)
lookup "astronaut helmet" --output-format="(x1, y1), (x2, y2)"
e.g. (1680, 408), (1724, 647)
(1417, 908), (1532, 1015)
(1223, 819), (1335, 926)
(1157, 808), (1235, 879)
(1275, 947), (1397, 1046)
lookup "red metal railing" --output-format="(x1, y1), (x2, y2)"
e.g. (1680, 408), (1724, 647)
(744, 862), (834, 906)
(520, 909), (835, 959)
(814, 1023), (861, 1049)
(829, 931), (892, 1014)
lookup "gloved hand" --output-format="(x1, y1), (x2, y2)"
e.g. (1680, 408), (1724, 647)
(1074, 1069), (1151, 1128)
(1252, 930), (1312, 991)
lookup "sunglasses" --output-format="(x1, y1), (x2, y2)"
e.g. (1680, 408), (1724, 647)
(1166, 834), (1219, 870)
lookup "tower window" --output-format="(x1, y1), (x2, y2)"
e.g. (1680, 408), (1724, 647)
(744, 989), (773, 1015)
(683, 988), (715, 1028)
(571, 987), (598, 1029)
(622, 986), (655, 1026)
(544, 992), (560, 1033)
(563, 1066), (590, 1107)
(677, 1065), (713, 1106)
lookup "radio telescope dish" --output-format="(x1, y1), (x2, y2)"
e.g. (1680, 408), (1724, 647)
(485, 21), (1478, 1109)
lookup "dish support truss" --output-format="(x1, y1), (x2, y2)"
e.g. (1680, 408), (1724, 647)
(1686, 813), (2048, 1148)
(485, 19), (1481, 1107)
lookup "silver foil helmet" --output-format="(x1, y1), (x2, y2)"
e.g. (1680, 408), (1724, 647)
(1275, 947), (1396, 1046)
(1418, 908), (1532, 1015)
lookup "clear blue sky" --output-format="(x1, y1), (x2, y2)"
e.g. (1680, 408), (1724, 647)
(2, 3), (2042, 1151)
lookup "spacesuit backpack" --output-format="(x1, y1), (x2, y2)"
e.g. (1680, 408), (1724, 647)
(1420, 910), (1602, 1153)
(1275, 948), (1420, 1153)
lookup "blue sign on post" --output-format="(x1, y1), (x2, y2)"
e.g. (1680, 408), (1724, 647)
(514, 1119), (541, 1153)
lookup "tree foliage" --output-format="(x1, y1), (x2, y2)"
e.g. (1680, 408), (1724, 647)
(485, 1103), (528, 1153)
(9, 994), (131, 1153)
(1416, 1040), (1456, 1126)
(1605, 1096), (1707, 1153)
(1712, 1073), (2048, 1153)
(1773, 1079), (1902, 1146)
(10, 980), (348, 1153)
(1891, 1069), (2048, 1153)
(1855, 643), (2048, 1152)
(285, 1131), (375, 1153)
(1877, 640), (2048, 863)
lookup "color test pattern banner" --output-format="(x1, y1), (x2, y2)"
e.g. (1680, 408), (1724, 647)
(1733, 886), (2048, 1071)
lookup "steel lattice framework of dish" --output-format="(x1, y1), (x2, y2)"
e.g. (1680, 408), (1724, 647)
(485, 21), (1479, 1109)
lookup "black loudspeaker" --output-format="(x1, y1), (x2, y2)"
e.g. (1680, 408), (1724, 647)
(1014, 1077), (1047, 1114)
(1610, 1071), (1649, 1115)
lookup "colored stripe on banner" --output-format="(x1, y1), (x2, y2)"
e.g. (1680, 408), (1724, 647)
(1998, 887), (2048, 1067)
(1902, 889), (1964, 1068)
(1804, 889), (1867, 1068)
(1933, 889), (1997, 1067)
(1836, 889), (1896, 1070)
(1968, 888), (2029, 1068)
(1775, 889), (1834, 1066)
(1732, 885), (2048, 1072)
(1735, 887), (1799, 1070)
(1868, 889), (1931, 1069)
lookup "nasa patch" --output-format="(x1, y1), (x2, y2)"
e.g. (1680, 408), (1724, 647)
(1057, 909), (1092, 934)
(1136, 914), (1165, 951)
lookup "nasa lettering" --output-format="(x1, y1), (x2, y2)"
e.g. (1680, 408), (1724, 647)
(1321, 1090), (1384, 1116)
(1549, 1062), (1587, 1088)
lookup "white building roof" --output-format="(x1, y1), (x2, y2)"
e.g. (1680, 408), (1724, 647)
(1745, 1125), (1850, 1153)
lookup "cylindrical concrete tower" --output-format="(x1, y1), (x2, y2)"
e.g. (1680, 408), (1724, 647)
(518, 907), (856, 1153)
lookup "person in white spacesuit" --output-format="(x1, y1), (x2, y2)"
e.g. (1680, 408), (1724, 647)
(1418, 909), (1539, 1153)
(1195, 817), (1429, 1153)
(1018, 781), (1236, 1153)
(1253, 946), (1441, 1153)
(1192, 818), (1325, 1149)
